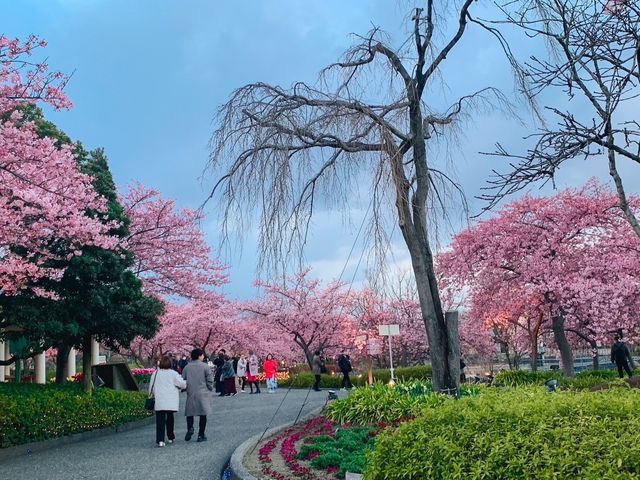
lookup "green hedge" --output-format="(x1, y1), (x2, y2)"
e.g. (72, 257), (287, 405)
(0, 383), (151, 448)
(493, 368), (636, 390)
(280, 365), (433, 389)
(365, 388), (640, 479)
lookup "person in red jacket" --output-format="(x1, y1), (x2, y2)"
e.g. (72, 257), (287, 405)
(263, 354), (279, 393)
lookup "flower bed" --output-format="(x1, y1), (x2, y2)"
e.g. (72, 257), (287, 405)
(247, 415), (376, 479)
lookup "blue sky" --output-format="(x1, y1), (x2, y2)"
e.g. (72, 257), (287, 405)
(6, 1), (638, 298)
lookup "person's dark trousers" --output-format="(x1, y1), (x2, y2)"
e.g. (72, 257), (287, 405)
(241, 376), (247, 391)
(313, 374), (321, 391)
(155, 411), (175, 443)
(341, 371), (352, 389)
(217, 380), (226, 396)
(187, 415), (207, 438)
(616, 359), (633, 378)
(249, 380), (261, 393)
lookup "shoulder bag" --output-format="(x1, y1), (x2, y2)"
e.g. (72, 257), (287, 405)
(145, 370), (157, 411)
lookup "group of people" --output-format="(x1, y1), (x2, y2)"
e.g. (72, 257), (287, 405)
(210, 350), (279, 395)
(148, 348), (284, 447)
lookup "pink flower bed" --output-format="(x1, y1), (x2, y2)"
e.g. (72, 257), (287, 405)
(257, 416), (335, 479)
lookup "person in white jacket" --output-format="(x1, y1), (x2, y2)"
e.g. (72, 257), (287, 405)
(236, 354), (247, 392)
(149, 356), (187, 447)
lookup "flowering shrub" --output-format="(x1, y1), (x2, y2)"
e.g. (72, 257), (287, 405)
(257, 371), (290, 382)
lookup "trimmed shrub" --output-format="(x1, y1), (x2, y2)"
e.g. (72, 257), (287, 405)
(0, 383), (151, 448)
(493, 369), (564, 387)
(280, 365), (433, 390)
(279, 372), (343, 389)
(365, 388), (640, 479)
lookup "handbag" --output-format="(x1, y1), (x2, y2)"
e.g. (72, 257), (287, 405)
(145, 370), (157, 411)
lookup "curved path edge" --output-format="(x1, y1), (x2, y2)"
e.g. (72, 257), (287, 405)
(229, 405), (325, 480)
(0, 415), (154, 464)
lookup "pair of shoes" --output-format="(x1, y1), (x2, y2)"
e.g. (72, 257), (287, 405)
(240, 389), (245, 393)
(167, 439), (174, 444)
(185, 428), (194, 442)
(157, 441), (165, 447)
(313, 388), (321, 392)
(230, 392), (237, 396)
(249, 391), (255, 394)
(197, 436), (208, 442)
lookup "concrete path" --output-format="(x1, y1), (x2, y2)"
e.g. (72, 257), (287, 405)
(1, 387), (341, 480)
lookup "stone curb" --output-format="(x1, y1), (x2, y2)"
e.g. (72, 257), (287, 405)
(229, 405), (325, 480)
(0, 415), (154, 463)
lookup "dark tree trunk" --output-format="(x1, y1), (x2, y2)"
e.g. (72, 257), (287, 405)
(591, 341), (599, 370)
(552, 313), (575, 377)
(530, 340), (538, 373)
(55, 344), (71, 384)
(82, 335), (92, 393)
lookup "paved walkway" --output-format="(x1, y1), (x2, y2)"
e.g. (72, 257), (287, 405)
(1, 387), (341, 480)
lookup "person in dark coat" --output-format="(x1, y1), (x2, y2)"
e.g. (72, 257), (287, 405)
(221, 355), (237, 396)
(213, 350), (226, 396)
(611, 334), (635, 378)
(181, 348), (214, 442)
(312, 350), (323, 392)
(177, 354), (188, 373)
(337, 353), (353, 390)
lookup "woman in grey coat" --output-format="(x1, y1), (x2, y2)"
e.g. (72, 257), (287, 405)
(181, 348), (214, 442)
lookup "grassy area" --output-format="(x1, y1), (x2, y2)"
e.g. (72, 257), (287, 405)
(0, 383), (151, 448)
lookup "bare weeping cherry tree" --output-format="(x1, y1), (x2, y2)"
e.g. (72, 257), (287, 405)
(484, 0), (640, 237)
(207, 2), (523, 393)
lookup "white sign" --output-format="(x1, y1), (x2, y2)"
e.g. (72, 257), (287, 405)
(378, 324), (400, 336)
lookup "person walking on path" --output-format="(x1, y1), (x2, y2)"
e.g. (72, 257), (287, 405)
(177, 354), (188, 373)
(221, 355), (237, 396)
(236, 354), (247, 392)
(264, 354), (279, 393)
(181, 348), (214, 442)
(611, 334), (635, 378)
(312, 350), (323, 392)
(149, 356), (187, 447)
(246, 350), (261, 394)
(213, 350), (226, 396)
(337, 353), (353, 390)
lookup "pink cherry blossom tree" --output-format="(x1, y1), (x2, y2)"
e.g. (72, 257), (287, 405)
(245, 268), (354, 369)
(439, 181), (640, 375)
(0, 35), (118, 297)
(122, 183), (229, 301)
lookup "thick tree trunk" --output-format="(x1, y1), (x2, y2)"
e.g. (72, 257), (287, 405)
(55, 344), (71, 384)
(552, 314), (575, 377)
(82, 335), (92, 394)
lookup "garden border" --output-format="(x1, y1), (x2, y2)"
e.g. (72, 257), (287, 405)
(0, 415), (154, 463)
(229, 405), (325, 480)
